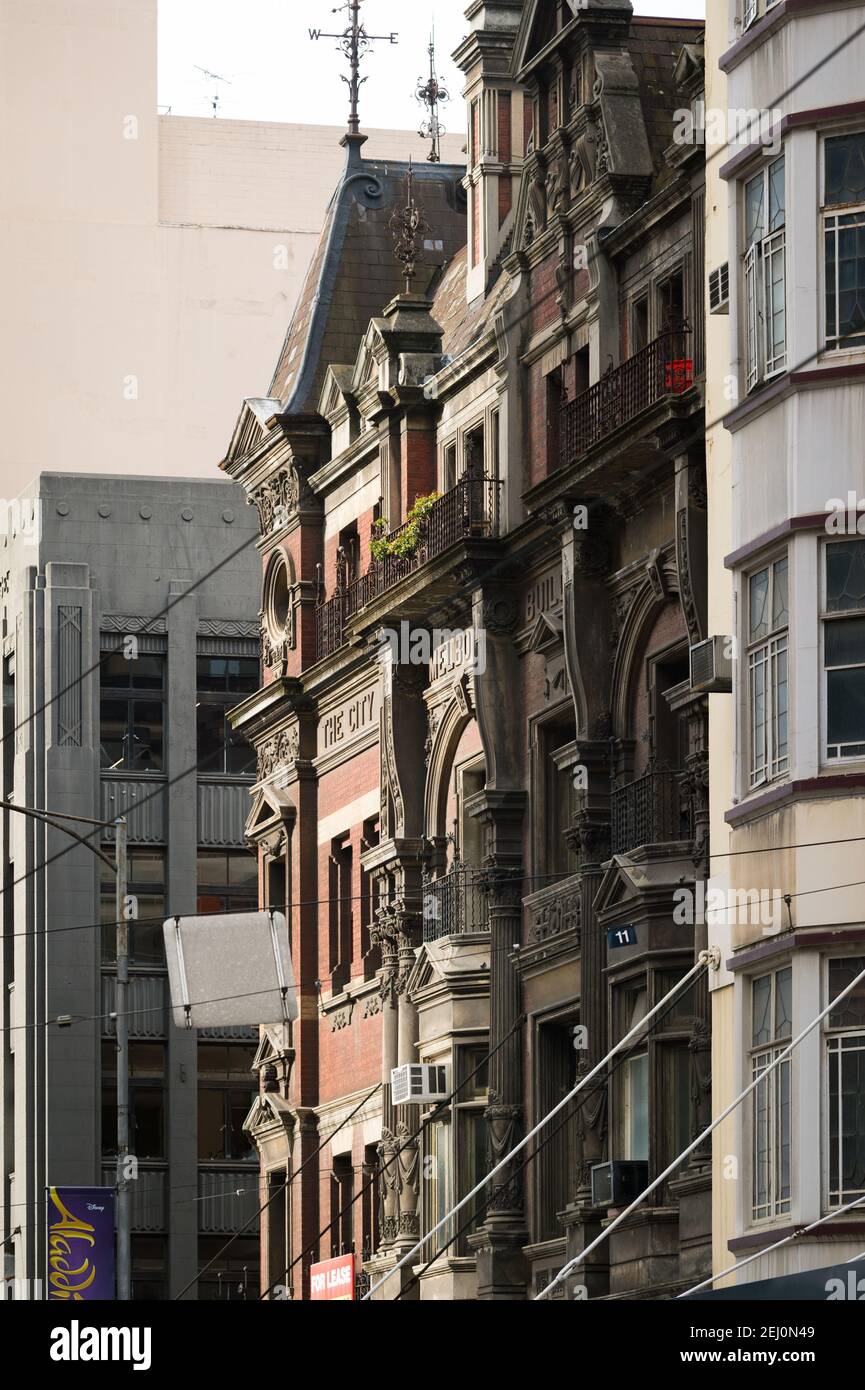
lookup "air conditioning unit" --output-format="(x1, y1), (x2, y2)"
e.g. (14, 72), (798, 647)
(690, 636), (733, 694)
(391, 1063), (449, 1106)
(709, 263), (730, 314)
(591, 1160), (649, 1209)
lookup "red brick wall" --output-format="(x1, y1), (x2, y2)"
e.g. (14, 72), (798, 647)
(530, 253), (559, 335)
(497, 92), (512, 163)
(498, 176), (512, 228)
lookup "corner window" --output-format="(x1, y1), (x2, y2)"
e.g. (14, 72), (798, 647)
(743, 155), (786, 391)
(824, 132), (865, 352)
(196, 657), (258, 775)
(750, 967), (792, 1222)
(824, 540), (865, 760)
(747, 555), (789, 788)
(825, 958), (865, 1208)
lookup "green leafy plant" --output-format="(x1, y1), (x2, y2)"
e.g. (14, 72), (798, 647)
(370, 493), (441, 562)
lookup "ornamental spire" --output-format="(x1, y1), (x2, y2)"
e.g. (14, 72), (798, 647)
(416, 26), (450, 164)
(390, 161), (431, 296)
(309, 1), (399, 139)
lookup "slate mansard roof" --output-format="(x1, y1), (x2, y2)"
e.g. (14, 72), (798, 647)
(266, 140), (468, 417)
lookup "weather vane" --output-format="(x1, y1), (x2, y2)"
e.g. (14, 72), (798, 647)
(416, 27), (450, 163)
(309, 1), (399, 137)
(390, 161), (431, 296)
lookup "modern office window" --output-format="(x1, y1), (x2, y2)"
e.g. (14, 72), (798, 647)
(196, 850), (258, 914)
(824, 540), (865, 760)
(196, 657), (258, 775)
(100, 653), (166, 772)
(750, 967), (792, 1221)
(102, 1041), (166, 1160)
(747, 555), (789, 788)
(823, 132), (865, 352)
(743, 155), (786, 390)
(100, 847), (166, 965)
(132, 1236), (168, 1302)
(825, 957), (865, 1207)
(197, 1237), (260, 1301)
(197, 1043), (258, 1163)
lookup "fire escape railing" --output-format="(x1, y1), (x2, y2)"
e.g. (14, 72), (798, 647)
(422, 864), (489, 943)
(610, 764), (693, 857)
(560, 325), (694, 470)
(315, 473), (502, 662)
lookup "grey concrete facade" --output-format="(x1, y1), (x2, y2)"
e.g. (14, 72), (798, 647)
(0, 473), (262, 1299)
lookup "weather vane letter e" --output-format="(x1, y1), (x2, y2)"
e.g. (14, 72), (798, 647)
(309, 1), (399, 138)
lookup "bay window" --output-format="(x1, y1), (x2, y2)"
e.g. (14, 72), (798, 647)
(744, 155), (786, 391)
(824, 540), (865, 760)
(750, 967), (792, 1222)
(823, 132), (865, 353)
(747, 555), (789, 788)
(825, 957), (865, 1208)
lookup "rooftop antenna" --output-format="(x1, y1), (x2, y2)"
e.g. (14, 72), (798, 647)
(309, 1), (399, 139)
(416, 24), (450, 163)
(194, 65), (232, 118)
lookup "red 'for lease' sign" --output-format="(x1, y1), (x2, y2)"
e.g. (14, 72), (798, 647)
(310, 1254), (355, 1301)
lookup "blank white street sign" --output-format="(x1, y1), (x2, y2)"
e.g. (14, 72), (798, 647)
(163, 910), (297, 1029)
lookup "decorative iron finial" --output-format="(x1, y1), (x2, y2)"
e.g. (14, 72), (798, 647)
(309, 1), (399, 138)
(390, 161), (431, 295)
(416, 26), (450, 163)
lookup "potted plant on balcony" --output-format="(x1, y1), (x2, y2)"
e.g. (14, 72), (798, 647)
(370, 493), (441, 562)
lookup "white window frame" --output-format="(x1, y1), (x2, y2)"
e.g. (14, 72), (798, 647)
(823, 956), (865, 1210)
(743, 155), (787, 392)
(821, 538), (865, 763)
(749, 966), (793, 1224)
(821, 131), (865, 355)
(744, 0), (782, 30)
(746, 554), (790, 790)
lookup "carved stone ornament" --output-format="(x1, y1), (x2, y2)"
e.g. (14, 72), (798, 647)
(257, 725), (300, 782)
(251, 465), (308, 536)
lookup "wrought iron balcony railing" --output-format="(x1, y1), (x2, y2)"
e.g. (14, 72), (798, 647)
(610, 765), (692, 857)
(560, 325), (694, 470)
(316, 473), (502, 661)
(422, 863), (489, 943)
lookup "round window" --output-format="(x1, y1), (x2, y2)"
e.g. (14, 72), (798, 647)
(265, 552), (291, 640)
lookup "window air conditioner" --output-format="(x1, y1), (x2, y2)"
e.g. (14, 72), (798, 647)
(690, 636), (733, 694)
(591, 1160), (649, 1209)
(391, 1063), (449, 1106)
(709, 263), (730, 315)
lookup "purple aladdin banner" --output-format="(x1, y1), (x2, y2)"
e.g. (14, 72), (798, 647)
(47, 1186), (116, 1301)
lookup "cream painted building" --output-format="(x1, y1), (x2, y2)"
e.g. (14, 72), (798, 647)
(0, 0), (465, 496)
(706, 0), (865, 1291)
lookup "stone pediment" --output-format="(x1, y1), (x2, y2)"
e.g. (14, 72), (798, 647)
(223, 397), (282, 473)
(527, 607), (564, 653)
(244, 781), (295, 853)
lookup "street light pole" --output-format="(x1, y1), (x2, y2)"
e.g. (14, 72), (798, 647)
(114, 815), (131, 1301)
(0, 798), (129, 1300)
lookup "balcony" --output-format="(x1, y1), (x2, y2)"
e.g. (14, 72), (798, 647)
(422, 864), (489, 943)
(316, 473), (502, 661)
(610, 765), (692, 857)
(560, 325), (694, 471)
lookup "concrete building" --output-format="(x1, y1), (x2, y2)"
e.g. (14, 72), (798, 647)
(706, 0), (865, 1288)
(0, 0), (465, 496)
(0, 473), (263, 1300)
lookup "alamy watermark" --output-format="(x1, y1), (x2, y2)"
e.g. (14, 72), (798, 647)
(0, 497), (41, 547)
(673, 101), (783, 155)
(379, 621), (487, 677)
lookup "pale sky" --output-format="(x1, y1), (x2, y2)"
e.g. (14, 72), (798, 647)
(158, 1), (705, 130)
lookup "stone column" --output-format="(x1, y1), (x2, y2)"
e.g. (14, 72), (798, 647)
(469, 790), (528, 1300)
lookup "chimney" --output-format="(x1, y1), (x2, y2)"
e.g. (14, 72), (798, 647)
(454, 2), (526, 301)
